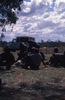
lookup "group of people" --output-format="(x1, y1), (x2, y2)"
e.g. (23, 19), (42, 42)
(0, 42), (65, 89)
(0, 40), (65, 71)
(0, 40), (45, 89)
(1, 43), (65, 90)
(16, 40), (45, 70)
(49, 47), (65, 67)
(0, 40), (45, 70)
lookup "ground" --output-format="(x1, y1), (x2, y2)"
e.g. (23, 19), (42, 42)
(0, 51), (65, 100)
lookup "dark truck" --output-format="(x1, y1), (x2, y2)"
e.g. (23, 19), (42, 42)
(8, 36), (35, 51)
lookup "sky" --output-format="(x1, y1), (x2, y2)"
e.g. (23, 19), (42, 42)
(1, 0), (65, 42)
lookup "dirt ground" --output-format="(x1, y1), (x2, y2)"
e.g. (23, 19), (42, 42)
(0, 50), (65, 100)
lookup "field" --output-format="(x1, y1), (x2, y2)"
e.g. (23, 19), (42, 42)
(0, 47), (65, 100)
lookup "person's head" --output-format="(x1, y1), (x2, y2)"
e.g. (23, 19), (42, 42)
(28, 40), (40, 48)
(31, 47), (39, 53)
(20, 42), (24, 47)
(19, 42), (27, 49)
(54, 47), (58, 53)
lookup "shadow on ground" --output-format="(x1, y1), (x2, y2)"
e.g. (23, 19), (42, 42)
(0, 81), (65, 100)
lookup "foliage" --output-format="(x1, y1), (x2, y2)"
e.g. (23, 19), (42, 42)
(0, 33), (5, 41)
(39, 40), (65, 47)
(0, 0), (23, 25)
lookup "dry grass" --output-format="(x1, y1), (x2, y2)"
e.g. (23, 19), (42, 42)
(0, 48), (65, 100)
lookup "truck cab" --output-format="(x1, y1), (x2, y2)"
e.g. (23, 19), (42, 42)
(8, 36), (35, 51)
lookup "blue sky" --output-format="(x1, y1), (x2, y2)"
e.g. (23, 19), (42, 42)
(3, 0), (65, 42)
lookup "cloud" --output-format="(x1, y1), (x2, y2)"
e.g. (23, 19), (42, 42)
(18, 0), (52, 16)
(3, 0), (65, 42)
(54, 0), (65, 12)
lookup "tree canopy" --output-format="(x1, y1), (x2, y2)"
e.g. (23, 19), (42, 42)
(0, 0), (23, 25)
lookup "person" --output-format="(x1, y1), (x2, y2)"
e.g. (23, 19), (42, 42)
(49, 47), (60, 66)
(54, 47), (59, 53)
(0, 46), (15, 70)
(61, 51), (65, 67)
(27, 40), (40, 53)
(16, 41), (45, 69)
(24, 47), (42, 70)
(17, 42), (28, 60)
(24, 40), (45, 69)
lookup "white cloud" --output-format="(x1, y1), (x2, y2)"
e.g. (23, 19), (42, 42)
(2, 0), (65, 42)
(54, 0), (65, 12)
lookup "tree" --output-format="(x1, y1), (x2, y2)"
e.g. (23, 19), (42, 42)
(0, 0), (23, 25)
(0, 33), (5, 42)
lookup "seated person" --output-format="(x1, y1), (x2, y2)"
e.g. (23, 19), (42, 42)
(17, 42), (28, 60)
(0, 46), (15, 70)
(27, 40), (40, 53)
(24, 49), (42, 70)
(49, 47), (62, 66)
(27, 40), (46, 67)
(61, 51), (65, 66)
